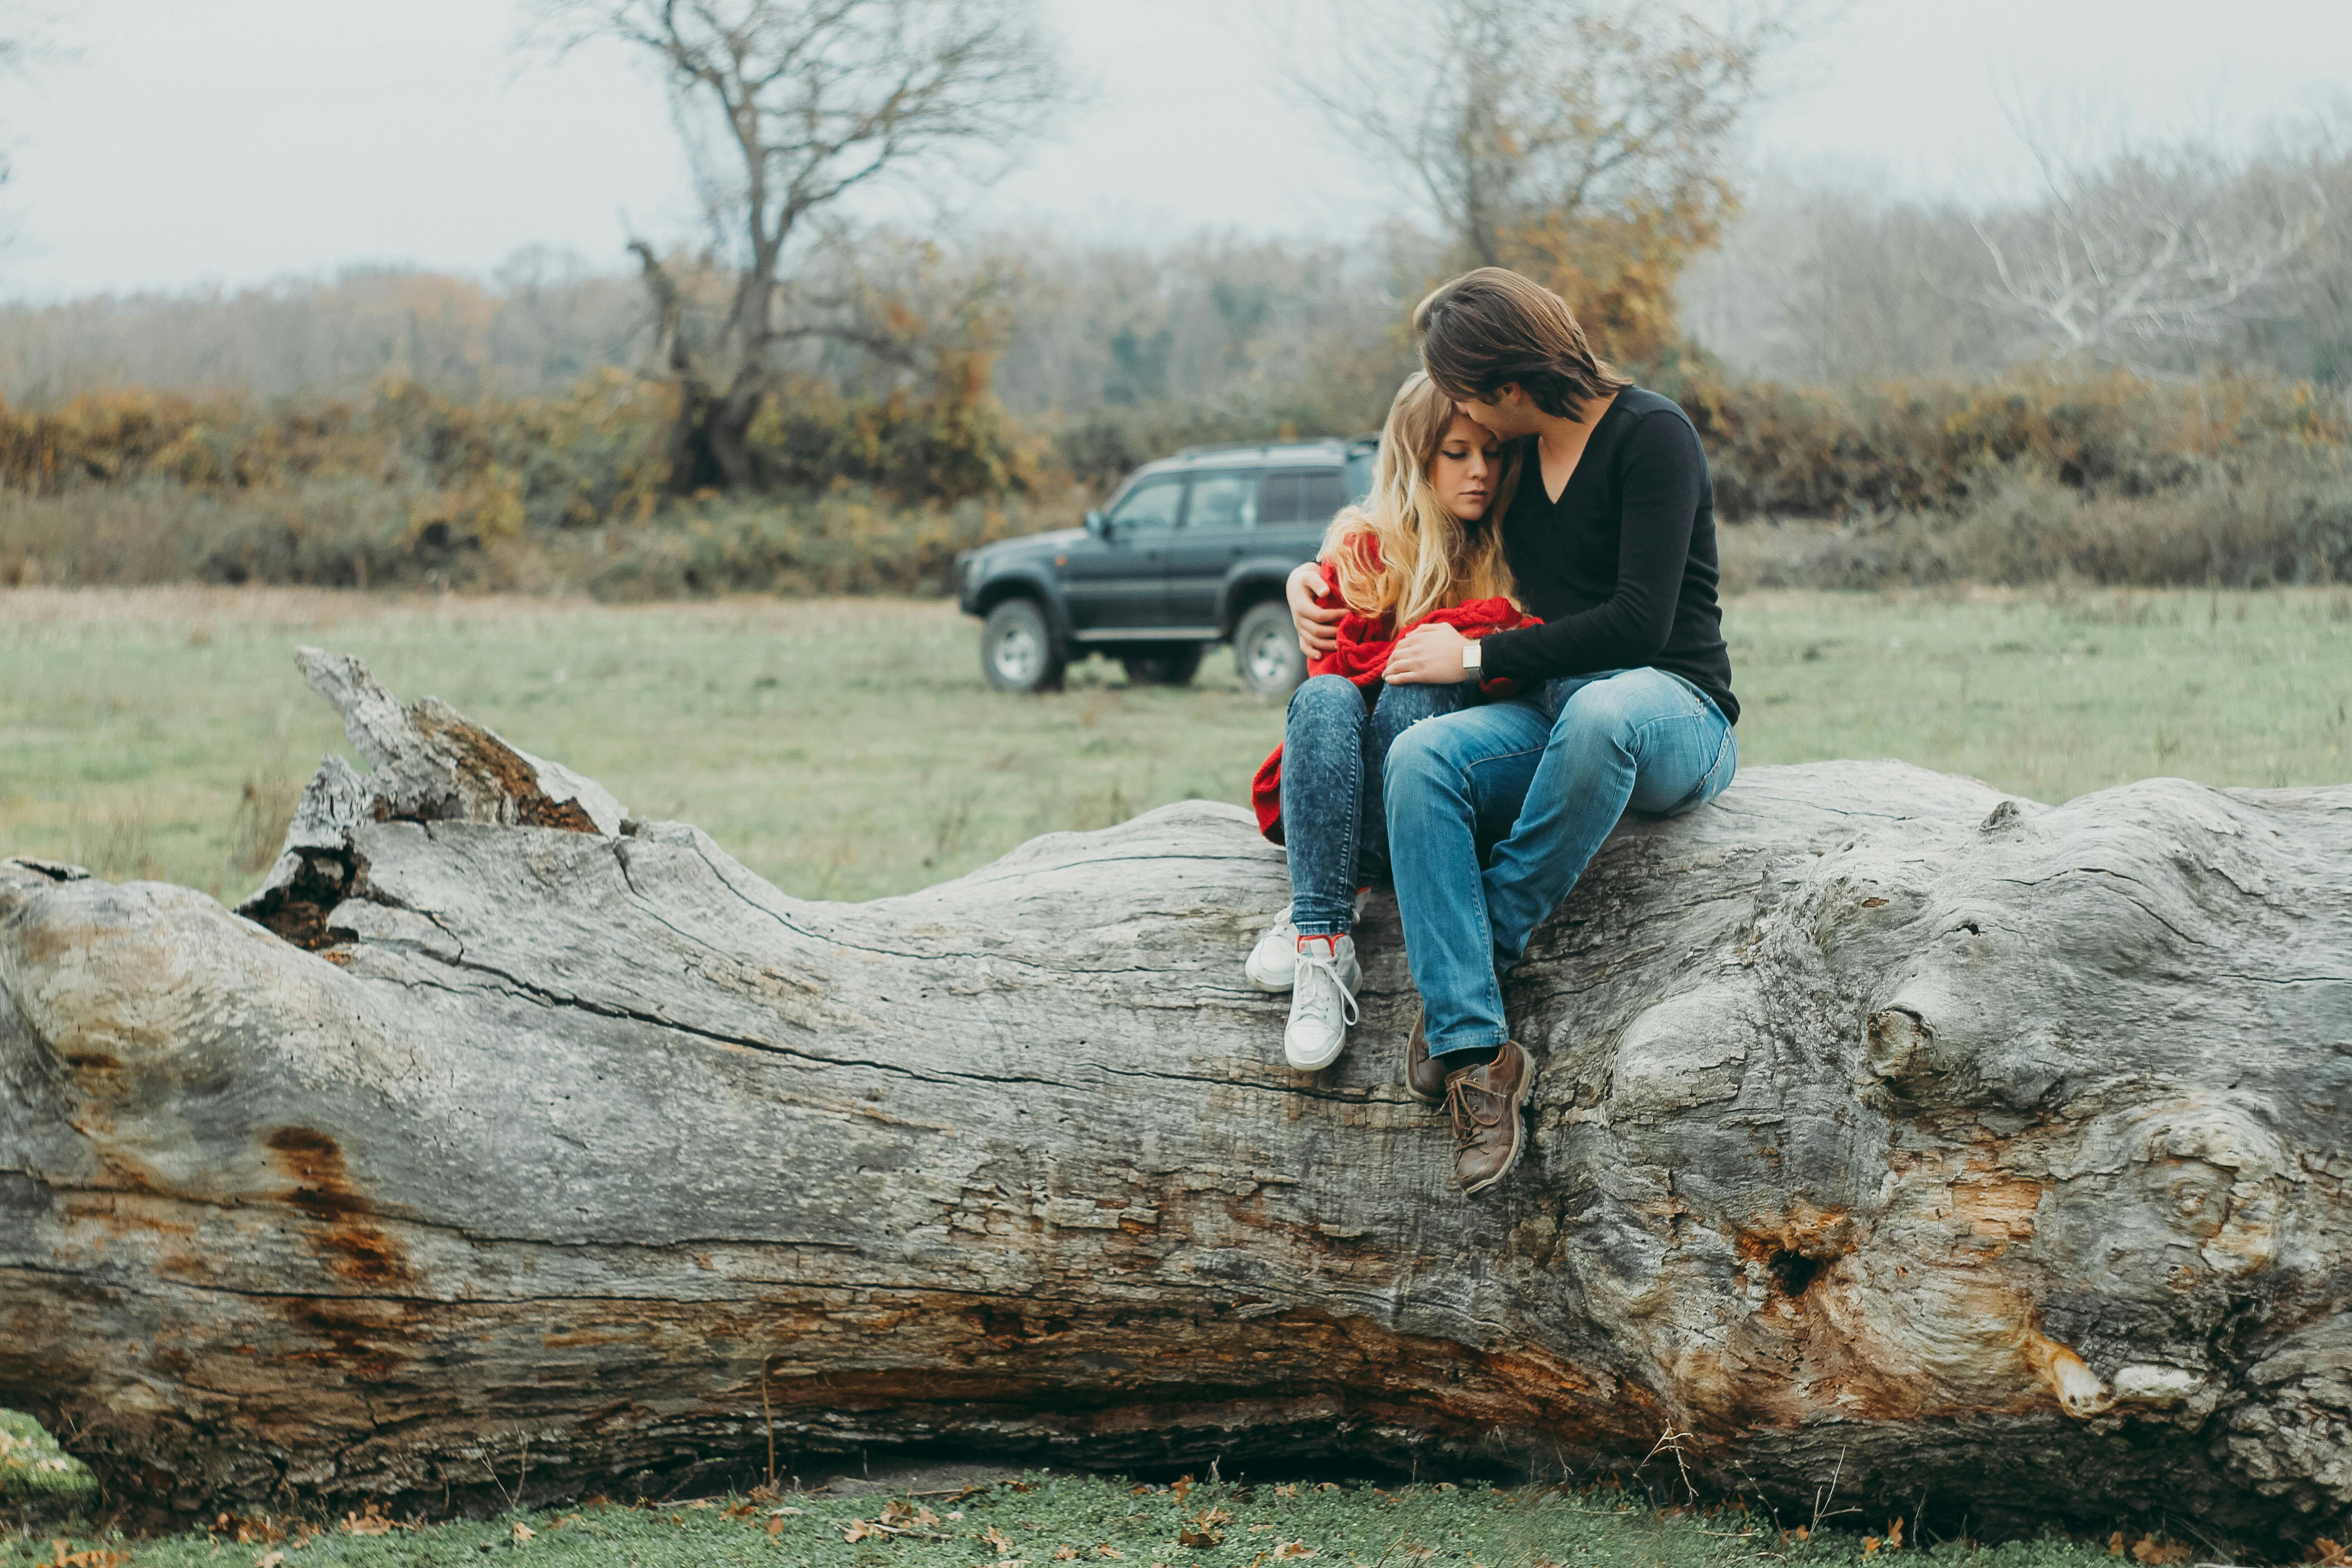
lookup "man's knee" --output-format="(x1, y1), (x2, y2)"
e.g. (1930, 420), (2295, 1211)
(1555, 671), (1676, 752)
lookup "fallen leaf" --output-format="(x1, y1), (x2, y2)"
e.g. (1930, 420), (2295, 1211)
(2311, 1540), (2352, 1568)
(512, 1522), (536, 1543)
(1172, 1477), (1195, 1503)
(343, 1504), (396, 1537)
(1273, 1485), (1298, 1499)
(1200, 1509), (1232, 1528)
(256, 1555), (285, 1568)
(1887, 1518), (1905, 1551)
(1096, 1547), (1124, 1559)
(2133, 1540), (2194, 1566)
(766, 1517), (786, 1537)
(552, 1514), (580, 1529)
(1274, 1543), (1316, 1560)
(1055, 1549), (1079, 1562)
(986, 1524), (1018, 1553)
(1316, 1484), (1340, 1493)
(1863, 1538), (1882, 1555)
(1177, 1526), (1225, 1549)
(844, 1519), (880, 1543)
(2111, 1534), (2129, 1558)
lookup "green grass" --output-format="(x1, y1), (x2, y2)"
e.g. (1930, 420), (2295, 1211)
(0, 1410), (95, 1509)
(2, 584), (2347, 905)
(4, 1468), (2143, 1568)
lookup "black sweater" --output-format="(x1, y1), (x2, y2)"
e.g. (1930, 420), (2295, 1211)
(1477, 387), (1739, 725)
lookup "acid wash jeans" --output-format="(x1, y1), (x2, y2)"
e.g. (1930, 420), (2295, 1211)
(1280, 675), (1470, 936)
(1383, 666), (1737, 1056)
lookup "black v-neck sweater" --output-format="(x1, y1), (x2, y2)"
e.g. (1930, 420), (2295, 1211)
(1477, 386), (1739, 725)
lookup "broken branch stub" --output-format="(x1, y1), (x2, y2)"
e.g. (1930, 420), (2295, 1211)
(3, 650), (2350, 1541)
(238, 647), (626, 946)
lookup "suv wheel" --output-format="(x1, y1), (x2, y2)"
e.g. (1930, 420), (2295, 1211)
(981, 598), (1065, 693)
(1232, 601), (1308, 697)
(1120, 643), (1204, 686)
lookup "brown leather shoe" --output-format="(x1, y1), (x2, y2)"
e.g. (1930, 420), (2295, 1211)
(1445, 1041), (1537, 1195)
(1403, 1000), (1447, 1104)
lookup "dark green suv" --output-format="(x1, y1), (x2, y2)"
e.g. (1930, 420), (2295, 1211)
(955, 437), (1376, 696)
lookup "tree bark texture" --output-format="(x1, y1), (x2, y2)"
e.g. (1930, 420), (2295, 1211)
(4, 651), (2350, 1534)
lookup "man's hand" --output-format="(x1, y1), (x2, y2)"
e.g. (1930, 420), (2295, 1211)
(1287, 561), (1343, 657)
(1382, 621), (1478, 686)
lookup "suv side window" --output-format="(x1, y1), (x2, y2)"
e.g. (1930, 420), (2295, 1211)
(1107, 474), (1184, 531)
(1300, 470), (1348, 524)
(1184, 470), (1257, 531)
(1262, 467), (1345, 527)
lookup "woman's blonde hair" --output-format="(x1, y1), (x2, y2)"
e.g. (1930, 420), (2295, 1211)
(1323, 372), (1521, 626)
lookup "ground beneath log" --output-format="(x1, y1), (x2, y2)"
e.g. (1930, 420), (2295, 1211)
(10, 1469), (2244, 1568)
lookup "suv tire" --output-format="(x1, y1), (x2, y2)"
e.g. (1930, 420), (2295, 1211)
(1120, 643), (1204, 687)
(980, 598), (1065, 693)
(1232, 600), (1308, 697)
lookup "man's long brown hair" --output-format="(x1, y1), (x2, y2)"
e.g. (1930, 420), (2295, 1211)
(1412, 268), (1632, 421)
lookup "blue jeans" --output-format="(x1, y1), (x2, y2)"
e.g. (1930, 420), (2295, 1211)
(1281, 675), (1470, 935)
(1383, 666), (1737, 1055)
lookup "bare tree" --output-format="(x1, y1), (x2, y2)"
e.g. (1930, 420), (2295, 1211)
(1291, 0), (1811, 358)
(1974, 121), (2328, 377)
(534, 0), (1066, 490)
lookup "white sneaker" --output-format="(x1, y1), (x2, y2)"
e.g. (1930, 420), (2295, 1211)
(1247, 892), (1371, 992)
(1284, 934), (1361, 1071)
(1245, 912), (1301, 991)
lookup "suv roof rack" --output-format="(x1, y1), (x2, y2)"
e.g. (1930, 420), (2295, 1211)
(1168, 436), (1347, 460)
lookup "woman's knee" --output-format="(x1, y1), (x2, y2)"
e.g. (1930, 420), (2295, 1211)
(1383, 720), (1460, 801)
(1288, 673), (1360, 720)
(1373, 680), (1460, 727)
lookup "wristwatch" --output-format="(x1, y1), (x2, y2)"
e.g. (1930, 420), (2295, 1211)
(1461, 640), (1483, 675)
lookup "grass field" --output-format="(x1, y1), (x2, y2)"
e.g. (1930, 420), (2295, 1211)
(3, 584), (2347, 903)
(5, 1467), (2168, 1568)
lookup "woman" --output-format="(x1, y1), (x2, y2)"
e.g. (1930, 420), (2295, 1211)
(1245, 372), (1538, 1073)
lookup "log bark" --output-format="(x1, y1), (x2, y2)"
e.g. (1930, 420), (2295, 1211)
(4, 650), (2350, 1536)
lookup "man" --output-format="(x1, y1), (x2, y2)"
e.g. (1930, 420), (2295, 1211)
(1287, 268), (1740, 1194)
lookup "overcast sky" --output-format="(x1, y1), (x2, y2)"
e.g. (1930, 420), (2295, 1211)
(1, 0), (2346, 303)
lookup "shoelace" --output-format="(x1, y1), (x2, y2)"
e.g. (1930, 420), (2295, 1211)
(1445, 1072), (1502, 1145)
(1292, 942), (1360, 1032)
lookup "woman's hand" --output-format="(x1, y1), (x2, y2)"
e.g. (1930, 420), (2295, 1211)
(1287, 561), (1343, 657)
(1382, 622), (1478, 685)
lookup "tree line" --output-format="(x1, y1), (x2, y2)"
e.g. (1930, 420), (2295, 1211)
(0, 0), (2347, 598)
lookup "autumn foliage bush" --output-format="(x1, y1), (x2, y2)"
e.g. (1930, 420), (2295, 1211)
(3, 362), (2347, 596)
(0, 367), (1049, 593)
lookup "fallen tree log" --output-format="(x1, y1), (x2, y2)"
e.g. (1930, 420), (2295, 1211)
(4, 649), (2350, 1537)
